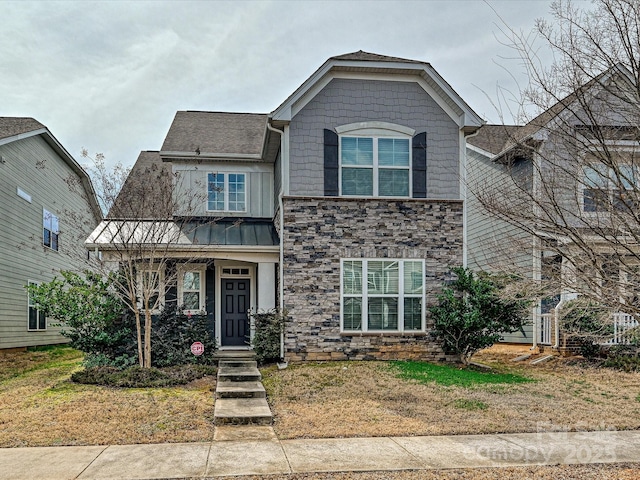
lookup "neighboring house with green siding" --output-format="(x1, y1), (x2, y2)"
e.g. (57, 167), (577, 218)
(0, 117), (101, 350)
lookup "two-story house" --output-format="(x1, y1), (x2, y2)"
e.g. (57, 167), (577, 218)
(467, 64), (640, 351)
(0, 117), (102, 350)
(87, 51), (484, 361)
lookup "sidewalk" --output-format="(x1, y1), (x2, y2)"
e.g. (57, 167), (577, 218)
(1, 428), (639, 480)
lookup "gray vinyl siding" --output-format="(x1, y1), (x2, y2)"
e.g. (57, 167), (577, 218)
(289, 78), (461, 199)
(466, 147), (535, 343)
(0, 135), (98, 349)
(172, 162), (274, 218)
(466, 148), (534, 274)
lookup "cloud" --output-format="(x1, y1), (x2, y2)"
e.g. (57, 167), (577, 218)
(1, 0), (561, 169)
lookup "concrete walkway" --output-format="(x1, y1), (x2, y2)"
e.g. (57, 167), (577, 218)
(1, 428), (639, 479)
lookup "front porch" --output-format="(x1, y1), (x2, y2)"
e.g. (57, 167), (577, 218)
(535, 309), (639, 351)
(87, 217), (280, 350)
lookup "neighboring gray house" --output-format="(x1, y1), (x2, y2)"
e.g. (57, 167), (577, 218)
(466, 64), (640, 350)
(88, 51), (484, 361)
(0, 118), (102, 350)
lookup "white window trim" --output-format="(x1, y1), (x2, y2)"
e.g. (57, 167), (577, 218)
(338, 127), (413, 198)
(177, 264), (207, 315)
(340, 258), (426, 334)
(27, 280), (46, 331)
(136, 266), (165, 314)
(206, 172), (248, 213)
(42, 208), (60, 251)
(215, 261), (256, 349)
(17, 187), (32, 203)
(336, 121), (415, 136)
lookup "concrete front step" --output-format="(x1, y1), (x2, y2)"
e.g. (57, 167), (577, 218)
(219, 360), (258, 369)
(213, 398), (273, 425)
(218, 366), (262, 383)
(214, 350), (256, 360)
(216, 381), (266, 399)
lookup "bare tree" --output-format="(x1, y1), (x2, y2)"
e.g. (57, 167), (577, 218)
(469, 0), (640, 344)
(85, 152), (210, 367)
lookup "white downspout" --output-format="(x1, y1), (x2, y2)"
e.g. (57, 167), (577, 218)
(267, 121), (286, 360)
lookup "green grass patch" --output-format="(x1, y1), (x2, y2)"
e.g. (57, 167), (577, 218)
(391, 361), (533, 387)
(0, 346), (83, 382)
(453, 398), (489, 410)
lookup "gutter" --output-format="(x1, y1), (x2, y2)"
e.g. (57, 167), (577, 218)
(266, 121), (286, 361)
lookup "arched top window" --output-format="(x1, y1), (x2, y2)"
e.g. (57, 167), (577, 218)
(336, 123), (414, 197)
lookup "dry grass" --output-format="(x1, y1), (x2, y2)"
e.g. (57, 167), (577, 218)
(2, 344), (640, 452)
(0, 346), (216, 447)
(262, 347), (640, 440)
(220, 464), (640, 480)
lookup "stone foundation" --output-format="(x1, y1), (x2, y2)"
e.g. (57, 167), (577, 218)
(281, 196), (463, 362)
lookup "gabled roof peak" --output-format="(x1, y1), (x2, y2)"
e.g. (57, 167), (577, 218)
(329, 50), (428, 65)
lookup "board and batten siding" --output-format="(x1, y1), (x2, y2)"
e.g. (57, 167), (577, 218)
(0, 134), (99, 349)
(466, 147), (535, 343)
(172, 162), (274, 218)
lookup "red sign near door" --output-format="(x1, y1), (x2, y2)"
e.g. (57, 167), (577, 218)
(190, 341), (205, 356)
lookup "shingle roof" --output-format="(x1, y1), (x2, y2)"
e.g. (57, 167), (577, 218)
(160, 111), (268, 157)
(330, 50), (427, 65)
(467, 124), (521, 155)
(495, 64), (634, 158)
(108, 151), (173, 219)
(0, 117), (45, 141)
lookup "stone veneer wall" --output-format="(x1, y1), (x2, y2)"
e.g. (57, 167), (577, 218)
(282, 196), (463, 362)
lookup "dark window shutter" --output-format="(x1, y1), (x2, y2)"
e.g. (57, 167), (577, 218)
(324, 129), (339, 196)
(412, 132), (427, 198)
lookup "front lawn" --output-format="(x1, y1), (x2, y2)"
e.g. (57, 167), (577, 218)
(2, 345), (640, 447)
(261, 348), (640, 439)
(0, 346), (216, 447)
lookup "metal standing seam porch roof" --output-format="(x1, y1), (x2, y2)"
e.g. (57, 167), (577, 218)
(86, 218), (279, 249)
(181, 219), (279, 246)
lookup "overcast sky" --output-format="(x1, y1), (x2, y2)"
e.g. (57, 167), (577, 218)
(2, 0), (564, 170)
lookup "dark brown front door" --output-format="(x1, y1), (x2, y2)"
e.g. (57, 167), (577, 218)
(221, 279), (249, 346)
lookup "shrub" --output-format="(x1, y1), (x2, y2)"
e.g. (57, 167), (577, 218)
(250, 309), (286, 364)
(603, 344), (640, 371)
(148, 304), (217, 367)
(430, 267), (530, 364)
(560, 299), (613, 358)
(26, 271), (138, 366)
(71, 364), (217, 387)
(27, 271), (217, 369)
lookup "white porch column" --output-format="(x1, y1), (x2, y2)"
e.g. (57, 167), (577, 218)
(257, 262), (276, 310)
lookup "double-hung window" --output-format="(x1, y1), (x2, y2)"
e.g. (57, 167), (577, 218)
(27, 281), (46, 331)
(207, 173), (246, 212)
(43, 209), (59, 251)
(178, 265), (206, 314)
(340, 137), (411, 197)
(583, 163), (636, 212)
(341, 259), (425, 333)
